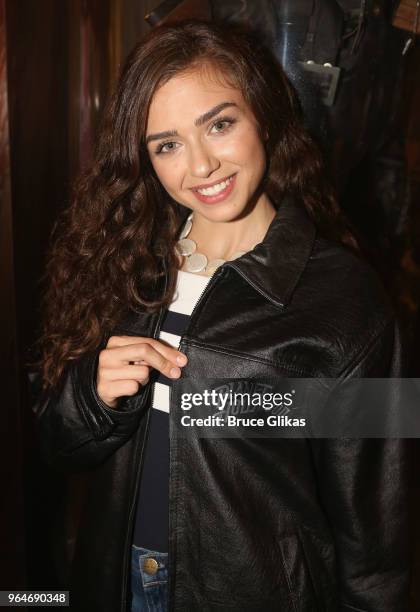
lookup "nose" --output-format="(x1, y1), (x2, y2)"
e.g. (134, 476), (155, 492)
(188, 140), (220, 178)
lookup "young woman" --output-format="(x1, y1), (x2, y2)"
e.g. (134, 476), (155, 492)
(32, 20), (409, 612)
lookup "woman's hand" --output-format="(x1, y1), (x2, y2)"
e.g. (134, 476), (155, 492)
(96, 335), (188, 409)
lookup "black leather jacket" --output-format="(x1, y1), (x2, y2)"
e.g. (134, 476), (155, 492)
(34, 196), (409, 612)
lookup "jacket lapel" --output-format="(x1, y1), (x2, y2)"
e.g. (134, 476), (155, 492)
(226, 196), (316, 308)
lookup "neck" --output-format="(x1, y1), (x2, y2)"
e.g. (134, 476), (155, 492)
(186, 193), (276, 261)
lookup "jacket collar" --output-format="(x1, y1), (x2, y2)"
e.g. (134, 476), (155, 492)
(225, 195), (316, 308)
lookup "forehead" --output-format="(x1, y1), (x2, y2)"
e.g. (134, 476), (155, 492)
(146, 65), (246, 130)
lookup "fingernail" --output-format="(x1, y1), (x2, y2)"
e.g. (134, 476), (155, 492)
(176, 355), (187, 365)
(170, 367), (181, 378)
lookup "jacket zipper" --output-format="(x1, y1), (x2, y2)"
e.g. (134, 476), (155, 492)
(167, 260), (274, 608)
(180, 264), (228, 342)
(121, 256), (280, 608)
(120, 278), (168, 611)
(120, 263), (228, 611)
(168, 263), (228, 609)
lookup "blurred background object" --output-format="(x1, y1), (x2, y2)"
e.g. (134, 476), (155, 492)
(1, 0), (419, 607)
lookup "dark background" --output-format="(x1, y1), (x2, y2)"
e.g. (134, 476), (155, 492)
(1, 0), (419, 608)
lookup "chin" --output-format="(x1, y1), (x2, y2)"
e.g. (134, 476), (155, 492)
(200, 203), (247, 223)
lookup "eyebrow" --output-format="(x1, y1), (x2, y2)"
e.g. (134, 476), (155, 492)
(145, 101), (238, 145)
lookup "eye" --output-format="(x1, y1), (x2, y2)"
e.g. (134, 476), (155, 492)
(153, 116), (237, 155)
(210, 116), (236, 134)
(155, 141), (179, 155)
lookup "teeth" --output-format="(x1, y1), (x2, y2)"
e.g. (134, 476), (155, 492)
(196, 175), (233, 196)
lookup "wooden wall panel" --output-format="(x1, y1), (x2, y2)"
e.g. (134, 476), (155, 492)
(0, 0), (25, 589)
(5, 0), (70, 589)
(2, 0), (162, 590)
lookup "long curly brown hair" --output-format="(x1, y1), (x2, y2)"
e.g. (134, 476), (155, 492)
(31, 19), (357, 392)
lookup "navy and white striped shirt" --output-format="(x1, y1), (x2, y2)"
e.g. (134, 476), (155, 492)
(133, 269), (211, 552)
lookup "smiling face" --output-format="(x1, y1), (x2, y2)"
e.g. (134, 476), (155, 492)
(145, 63), (269, 223)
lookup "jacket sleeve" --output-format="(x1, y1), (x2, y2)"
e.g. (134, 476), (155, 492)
(30, 347), (151, 473)
(309, 319), (410, 612)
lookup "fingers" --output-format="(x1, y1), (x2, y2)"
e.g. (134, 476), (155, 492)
(100, 364), (151, 385)
(102, 336), (188, 379)
(102, 379), (141, 398)
(121, 343), (181, 379)
(151, 339), (188, 366)
(106, 335), (186, 365)
(106, 336), (147, 349)
(97, 335), (189, 409)
(96, 379), (142, 409)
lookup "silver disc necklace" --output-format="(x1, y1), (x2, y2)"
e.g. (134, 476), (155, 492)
(176, 212), (254, 275)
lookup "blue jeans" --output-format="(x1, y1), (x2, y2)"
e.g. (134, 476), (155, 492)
(130, 544), (169, 612)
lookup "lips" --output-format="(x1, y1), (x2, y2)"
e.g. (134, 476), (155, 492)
(190, 173), (237, 204)
(191, 173), (236, 192)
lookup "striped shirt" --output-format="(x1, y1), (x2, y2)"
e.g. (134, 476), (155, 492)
(132, 269), (211, 552)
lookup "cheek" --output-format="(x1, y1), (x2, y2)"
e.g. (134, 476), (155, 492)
(151, 159), (184, 191)
(223, 125), (266, 168)
(244, 126), (266, 159)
